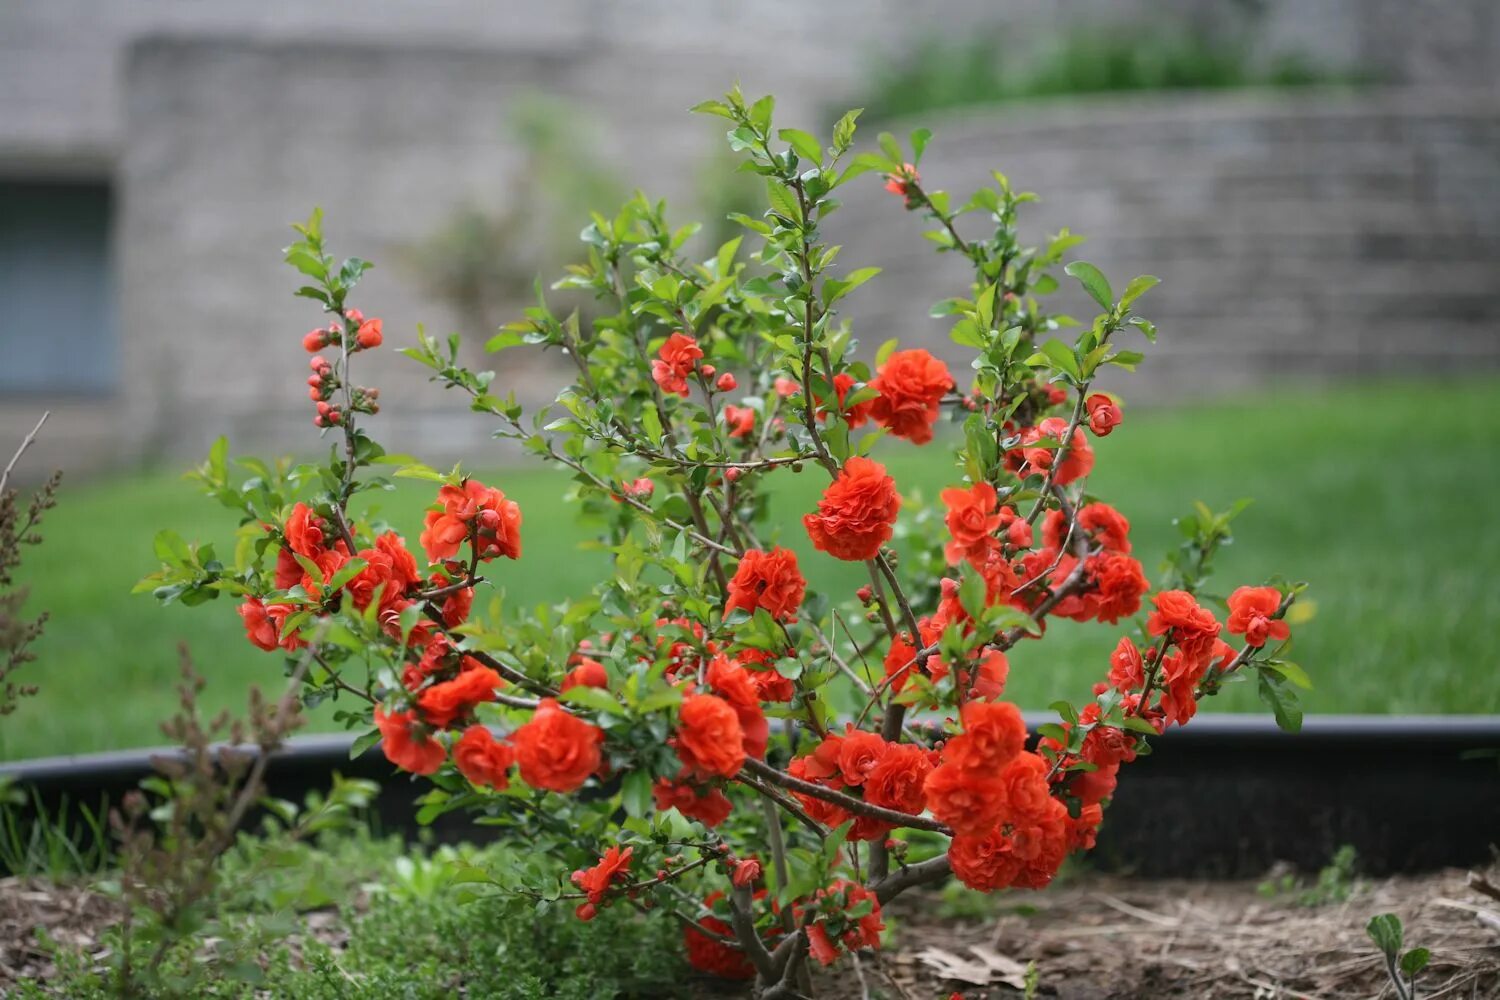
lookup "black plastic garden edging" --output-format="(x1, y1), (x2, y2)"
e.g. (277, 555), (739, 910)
(3, 714), (1497, 878)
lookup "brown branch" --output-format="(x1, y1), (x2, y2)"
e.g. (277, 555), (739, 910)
(740, 757), (949, 834)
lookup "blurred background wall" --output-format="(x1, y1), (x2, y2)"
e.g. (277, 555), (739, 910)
(1, 0), (1497, 474)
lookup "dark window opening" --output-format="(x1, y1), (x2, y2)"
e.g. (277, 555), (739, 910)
(0, 180), (116, 393)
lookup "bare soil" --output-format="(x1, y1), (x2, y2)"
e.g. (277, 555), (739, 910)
(5, 869), (1498, 998)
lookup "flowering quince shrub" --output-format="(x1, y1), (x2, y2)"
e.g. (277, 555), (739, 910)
(142, 89), (1307, 997)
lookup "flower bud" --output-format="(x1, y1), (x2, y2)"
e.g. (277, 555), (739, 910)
(356, 318), (383, 349)
(575, 902), (597, 922)
(345, 307), (365, 325)
(856, 585), (873, 603)
(715, 372), (737, 392)
(725, 468), (742, 483)
(700, 364), (715, 378)
(302, 329), (328, 353)
(731, 858), (762, 887)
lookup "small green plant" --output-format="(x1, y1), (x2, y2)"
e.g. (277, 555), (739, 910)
(0, 780), (111, 878)
(103, 639), (378, 997)
(1367, 913), (1430, 1000)
(1257, 844), (1359, 906)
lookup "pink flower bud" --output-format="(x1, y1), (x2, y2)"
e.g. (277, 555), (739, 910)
(731, 858), (762, 887)
(302, 329), (328, 353)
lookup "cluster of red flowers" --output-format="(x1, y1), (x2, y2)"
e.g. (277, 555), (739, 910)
(725, 546), (806, 622)
(803, 456), (901, 561)
(419, 480), (522, 564)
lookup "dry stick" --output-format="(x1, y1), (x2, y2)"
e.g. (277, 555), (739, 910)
(740, 757), (949, 834)
(0, 411), (49, 496)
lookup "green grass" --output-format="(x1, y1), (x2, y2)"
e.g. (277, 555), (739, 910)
(5, 379), (1498, 761)
(851, 28), (1366, 126)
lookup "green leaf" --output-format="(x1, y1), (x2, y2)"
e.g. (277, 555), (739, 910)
(1264, 660), (1312, 690)
(1366, 913), (1403, 957)
(1400, 947), (1430, 977)
(877, 132), (903, 164)
(764, 180), (801, 223)
(1037, 338), (1081, 380)
(560, 685), (624, 717)
(832, 108), (862, 154)
(909, 127), (932, 164)
(621, 770), (653, 818)
(689, 99), (735, 120)
(349, 728), (381, 759)
(1119, 274), (1160, 310)
(778, 128), (823, 166)
(1257, 671), (1303, 733)
(1064, 261), (1113, 311)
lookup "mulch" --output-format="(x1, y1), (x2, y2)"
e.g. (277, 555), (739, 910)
(5, 867), (1499, 998)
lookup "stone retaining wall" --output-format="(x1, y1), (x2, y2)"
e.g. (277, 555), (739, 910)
(829, 90), (1500, 398)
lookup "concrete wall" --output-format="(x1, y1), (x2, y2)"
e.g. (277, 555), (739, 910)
(830, 89), (1500, 398)
(1, 1), (1498, 474)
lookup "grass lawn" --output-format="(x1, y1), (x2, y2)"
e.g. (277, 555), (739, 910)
(5, 378), (1498, 761)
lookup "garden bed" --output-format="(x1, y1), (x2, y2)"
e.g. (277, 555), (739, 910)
(5, 865), (1498, 998)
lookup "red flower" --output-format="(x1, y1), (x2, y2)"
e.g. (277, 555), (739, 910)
(941, 482), (1004, 567)
(651, 332), (703, 397)
(869, 349), (953, 444)
(653, 777), (734, 827)
(924, 763), (1007, 836)
(723, 404), (756, 439)
(1085, 393), (1122, 435)
(283, 502), (329, 559)
(417, 665), (502, 728)
(1108, 637), (1145, 691)
(1226, 586), (1289, 647)
(835, 728), (889, 787)
(997, 751), (1053, 822)
(1087, 552), (1150, 625)
(803, 457), (901, 561)
(948, 826), (1022, 892)
(512, 698), (604, 793)
(419, 479), (522, 564)
(453, 725), (515, 789)
(674, 694), (746, 779)
(725, 547), (806, 622)
(238, 597), (301, 652)
(943, 701), (1027, 774)
(863, 742), (934, 816)
(884, 162), (919, 197)
(706, 655), (769, 760)
(1148, 590), (1223, 670)
(571, 844), (634, 905)
(1044, 503), (1131, 554)
(375, 707), (445, 776)
(739, 649), (795, 702)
